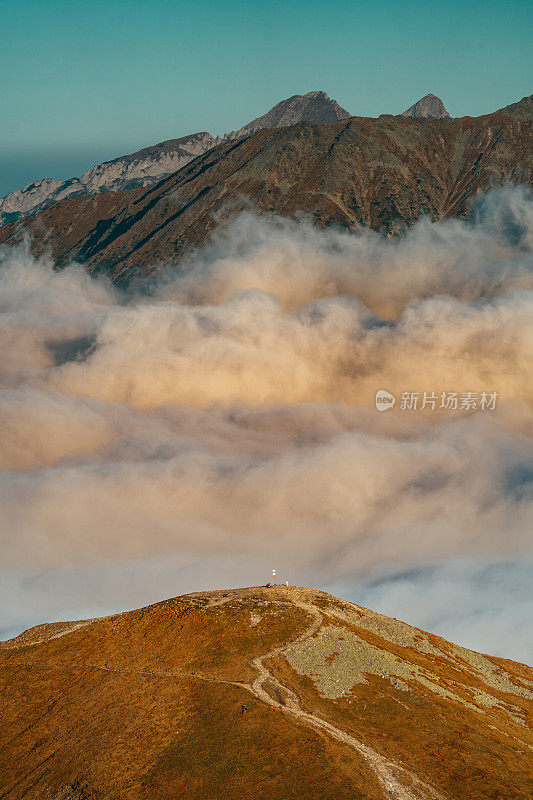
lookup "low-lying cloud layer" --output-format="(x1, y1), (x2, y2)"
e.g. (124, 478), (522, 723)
(1, 186), (532, 661)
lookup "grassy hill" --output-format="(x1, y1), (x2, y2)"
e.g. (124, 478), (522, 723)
(1, 585), (531, 799)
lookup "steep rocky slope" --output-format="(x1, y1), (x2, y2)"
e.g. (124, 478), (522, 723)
(1, 585), (531, 800)
(0, 91), (350, 225)
(1, 96), (530, 284)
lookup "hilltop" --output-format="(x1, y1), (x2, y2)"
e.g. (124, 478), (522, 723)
(1, 585), (531, 799)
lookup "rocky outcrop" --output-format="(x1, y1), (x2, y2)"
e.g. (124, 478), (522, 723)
(80, 131), (219, 193)
(0, 132), (219, 225)
(494, 94), (533, 119)
(0, 177), (84, 225)
(402, 93), (452, 120)
(0, 92), (350, 225)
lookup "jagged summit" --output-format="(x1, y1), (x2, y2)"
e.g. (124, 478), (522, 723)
(402, 93), (452, 120)
(224, 90), (351, 140)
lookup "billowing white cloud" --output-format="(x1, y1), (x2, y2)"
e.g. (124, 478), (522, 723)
(0, 186), (532, 661)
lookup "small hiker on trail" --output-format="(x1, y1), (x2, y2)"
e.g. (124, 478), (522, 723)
(241, 704), (248, 714)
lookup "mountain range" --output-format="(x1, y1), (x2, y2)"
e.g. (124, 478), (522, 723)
(0, 91), (456, 227)
(1, 585), (531, 800)
(0, 91), (352, 226)
(0, 93), (530, 284)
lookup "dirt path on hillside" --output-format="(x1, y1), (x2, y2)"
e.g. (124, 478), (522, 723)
(248, 601), (448, 800)
(3, 618), (108, 650)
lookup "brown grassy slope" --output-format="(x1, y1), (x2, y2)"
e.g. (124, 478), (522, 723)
(0, 589), (383, 800)
(0, 586), (532, 800)
(0, 97), (531, 284)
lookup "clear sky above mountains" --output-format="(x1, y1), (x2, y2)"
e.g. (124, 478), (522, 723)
(1, 0), (531, 196)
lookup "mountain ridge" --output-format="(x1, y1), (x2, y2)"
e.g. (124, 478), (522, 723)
(2, 92), (527, 229)
(223, 90), (351, 139)
(1, 96), (530, 284)
(0, 91), (350, 226)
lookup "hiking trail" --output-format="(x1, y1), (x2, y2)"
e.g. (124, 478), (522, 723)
(247, 600), (448, 800)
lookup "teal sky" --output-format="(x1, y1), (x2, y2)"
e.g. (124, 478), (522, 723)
(1, 0), (531, 196)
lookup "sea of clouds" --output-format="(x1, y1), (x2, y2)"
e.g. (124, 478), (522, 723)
(0, 185), (532, 661)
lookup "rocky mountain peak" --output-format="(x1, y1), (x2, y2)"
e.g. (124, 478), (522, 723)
(226, 90), (351, 140)
(402, 93), (452, 120)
